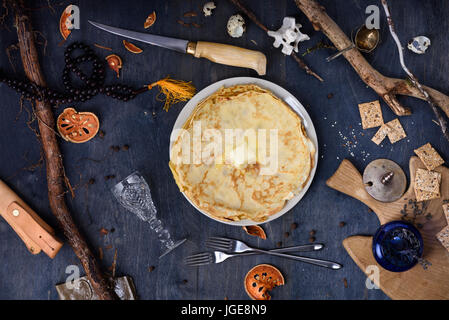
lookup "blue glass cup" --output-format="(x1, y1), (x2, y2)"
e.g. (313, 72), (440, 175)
(372, 221), (424, 272)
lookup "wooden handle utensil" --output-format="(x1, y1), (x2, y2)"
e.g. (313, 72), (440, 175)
(0, 179), (63, 258)
(187, 41), (267, 75)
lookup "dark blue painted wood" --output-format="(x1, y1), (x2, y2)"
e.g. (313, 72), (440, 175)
(0, 0), (447, 300)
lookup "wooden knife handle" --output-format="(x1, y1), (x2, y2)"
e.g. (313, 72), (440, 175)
(0, 180), (63, 258)
(189, 41), (267, 75)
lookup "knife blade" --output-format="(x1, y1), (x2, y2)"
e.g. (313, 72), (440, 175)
(89, 20), (266, 75)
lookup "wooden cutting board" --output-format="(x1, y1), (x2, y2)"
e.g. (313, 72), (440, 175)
(326, 157), (449, 300)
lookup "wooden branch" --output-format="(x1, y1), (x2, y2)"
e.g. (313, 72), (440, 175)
(10, 0), (117, 300)
(229, 0), (324, 82)
(294, 0), (449, 123)
(381, 0), (448, 140)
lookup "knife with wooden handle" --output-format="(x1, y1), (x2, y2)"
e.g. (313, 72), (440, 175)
(0, 179), (63, 258)
(89, 21), (267, 75)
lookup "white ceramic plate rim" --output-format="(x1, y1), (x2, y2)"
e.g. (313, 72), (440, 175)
(169, 77), (318, 226)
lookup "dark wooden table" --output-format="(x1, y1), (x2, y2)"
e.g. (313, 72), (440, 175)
(0, 0), (447, 300)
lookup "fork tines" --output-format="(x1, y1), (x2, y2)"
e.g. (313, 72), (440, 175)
(184, 252), (214, 267)
(205, 237), (233, 251)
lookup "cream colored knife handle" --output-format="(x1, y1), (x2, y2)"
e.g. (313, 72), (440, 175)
(188, 41), (267, 75)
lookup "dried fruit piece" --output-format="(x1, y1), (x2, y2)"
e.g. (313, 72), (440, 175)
(244, 264), (284, 300)
(242, 225), (267, 240)
(57, 107), (100, 143)
(105, 54), (123, 78)
(59, 5), (73, 40)
(123, 40), (143, 54)
(144, 11), (157, 29)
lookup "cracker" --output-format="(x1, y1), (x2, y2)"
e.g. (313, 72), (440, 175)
(371, 124), (390, 145)
(443, 203), (449, 224)
(415, 168), (441, 193)
(414, 188), (440, 202)
(385, 118), (407, 143)
(414, 143), (445, 171)
(358, 100), (384, 129)
(436, 226), (449, 252)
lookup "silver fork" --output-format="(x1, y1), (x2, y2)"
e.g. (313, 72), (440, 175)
(184, 243), (323, 267)
(206, 237), (342, 270)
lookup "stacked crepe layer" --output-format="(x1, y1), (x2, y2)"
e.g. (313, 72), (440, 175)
(170, 84), (315, 222)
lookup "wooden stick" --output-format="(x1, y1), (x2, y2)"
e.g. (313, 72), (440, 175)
(229, 0), (323, 82)
(10, 0), (117, 300)
(381, 0), (448, 140)
(294, 0), (449, 129)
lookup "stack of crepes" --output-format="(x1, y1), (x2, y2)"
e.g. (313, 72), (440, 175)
(169, 84), (315, 222)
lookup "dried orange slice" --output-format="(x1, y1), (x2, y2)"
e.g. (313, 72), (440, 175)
(242, 225), (267, 240)
(144, 11), (157, 29)
(123, 40), (143, 54)
(59, 5), (73, 40)
(244, 264), (284, 300)
(57, 108), (100, 143)
(105, 54), (122, 78)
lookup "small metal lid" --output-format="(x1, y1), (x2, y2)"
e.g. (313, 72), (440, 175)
(363, 159), (407, 202)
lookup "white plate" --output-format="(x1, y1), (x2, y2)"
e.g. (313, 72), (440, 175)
(169, 77), (318, 226)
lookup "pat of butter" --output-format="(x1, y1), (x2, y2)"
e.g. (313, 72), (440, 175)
(225, 140), (258, 169)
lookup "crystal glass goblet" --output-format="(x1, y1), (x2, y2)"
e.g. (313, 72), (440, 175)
(112, 171), (186, 258)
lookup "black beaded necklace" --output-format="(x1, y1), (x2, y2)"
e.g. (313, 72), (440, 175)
(0, 42), (145, 106)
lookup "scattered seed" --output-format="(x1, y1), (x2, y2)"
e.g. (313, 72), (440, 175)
(327, 93), (334, 99)
(104, 175), (116, 180)
(276, 241), (282, 247)
(98, 130), (105, 138)
(339, 221), (346, 227)
(309, 230), (316, 236)
(191, 22), (201, 28)
(148, 266), (155, 272)
(100, 228), (109, 236)
(111, 145), (120, 152)
(309, 236), (316, 243)
(88, 178), (95, 185)
(343, 278), (348, 288)
(182, 279), (188, 284)
(183, 11), (197, 17)
(290, 222), (298, 230)
(284, 232), (290, 238)
(110, 228), (116, 233)
(98, 247), (103, 260)
(177, 20), (190, 27)
(224, 296), (228, 300)
(94, 43), (112, 51)
(105, 245), (113, 250)
(122, 144), (130, 151)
